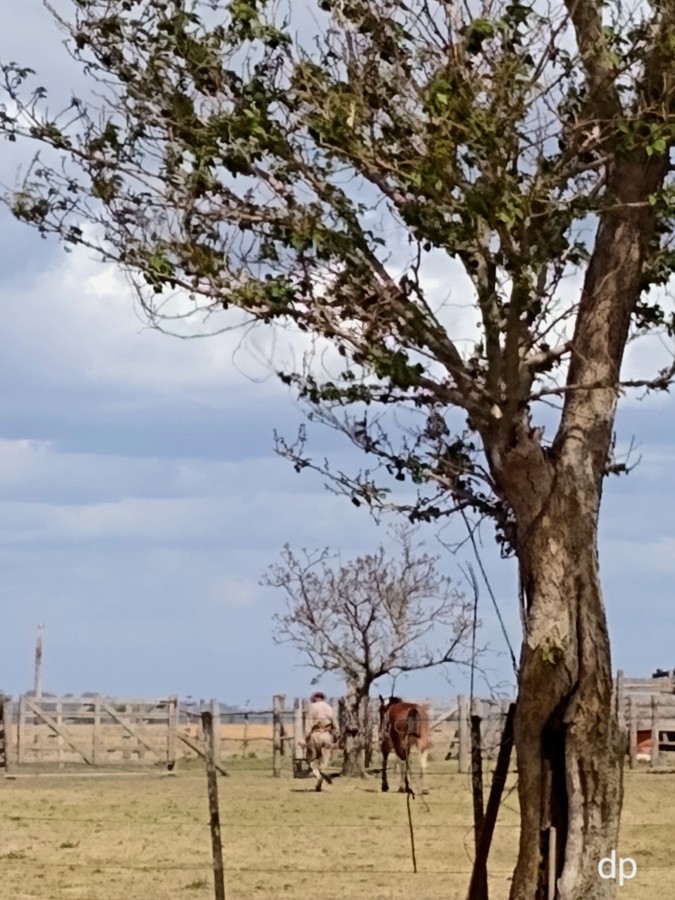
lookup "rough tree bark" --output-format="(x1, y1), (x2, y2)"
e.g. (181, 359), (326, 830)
(341, 686), (372, 777)
(494, 153), (668, 899)
(505, 455), (623, 900)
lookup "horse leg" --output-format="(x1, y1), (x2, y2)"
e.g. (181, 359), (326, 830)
(381, 747), (389, 792)
(420, 747), (429, 794)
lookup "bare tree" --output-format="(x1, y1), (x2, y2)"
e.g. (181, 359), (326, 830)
(3, 2), (675, 895)
(263, 527), (473, 775)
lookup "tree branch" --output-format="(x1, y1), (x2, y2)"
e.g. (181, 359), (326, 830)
(563, 0), (622, 120)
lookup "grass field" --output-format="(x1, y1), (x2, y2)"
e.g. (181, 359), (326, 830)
(0, 760), (672, 899)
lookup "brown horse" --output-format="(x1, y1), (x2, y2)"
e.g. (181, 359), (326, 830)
(378, 695), (431, 795)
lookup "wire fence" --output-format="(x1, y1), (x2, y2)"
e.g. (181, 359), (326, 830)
(3, 765), (675, 894)
(3, 693), (675, 898)
(0, 764), (517, 899)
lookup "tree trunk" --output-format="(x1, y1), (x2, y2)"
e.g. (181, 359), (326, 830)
(363, 698), (374, 769)
(341, 688), (370, 777)
(494, 161), (666, 896)
(503, 449), (624, 900)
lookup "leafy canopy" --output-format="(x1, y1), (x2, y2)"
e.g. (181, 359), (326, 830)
(3, 0), (675, 547)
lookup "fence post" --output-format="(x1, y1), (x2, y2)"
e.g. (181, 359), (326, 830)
(548, 826), (557, 900)
(651, 694), (660, 768)
(3, 698), (14, 772)
(302, 697), (308, 744)
(18, 695), (25, 765)
(458, 695), (470, 774)
(210, 699), (221, 764)
(242, 709), (249, 758)
(92, 696), (101, 766)
(467, 702), (515, 900)
(481, 699), (494, 763)
(500, 699), (510, 734)
(293, 698), (304, 774)
(122, 703), (131, 762)
(201, 712), (226, 900)
(615, 670), (624, 719)
(469, 699), (487, 900)
(272, 694), (285, 777)
(167, 696), (178, 771)
(616, 670), (627, 763)
(56, 700), (64, 769)
(628, 695), (637, 769)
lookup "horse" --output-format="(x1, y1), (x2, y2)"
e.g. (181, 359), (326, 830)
(378, 695), (430, 795)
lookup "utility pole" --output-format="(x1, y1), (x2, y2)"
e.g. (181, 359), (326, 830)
(34, 624), (44, 700)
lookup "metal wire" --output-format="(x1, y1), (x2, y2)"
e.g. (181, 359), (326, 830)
(460, 508), (518, 675)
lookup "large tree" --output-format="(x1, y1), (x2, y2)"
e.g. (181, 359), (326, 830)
(3, 1), (675, 896)
(264, 526), (473, 775)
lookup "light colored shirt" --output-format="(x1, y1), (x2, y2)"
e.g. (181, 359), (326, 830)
(307, 699), (338, 733)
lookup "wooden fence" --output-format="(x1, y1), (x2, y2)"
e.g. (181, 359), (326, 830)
(3, 676), (671, 774)
(0, 692), (510, 775)
(615, 671), (675, 767)
(3, 695), (179, 768)
(190, 694), (517, 776)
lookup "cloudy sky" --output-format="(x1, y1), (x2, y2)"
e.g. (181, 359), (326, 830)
(0, 2), (673, 708)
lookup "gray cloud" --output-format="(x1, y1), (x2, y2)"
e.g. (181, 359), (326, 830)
(0, 0), (674, 705)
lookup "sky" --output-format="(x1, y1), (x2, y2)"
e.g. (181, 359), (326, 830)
(0, 1), (674, 709)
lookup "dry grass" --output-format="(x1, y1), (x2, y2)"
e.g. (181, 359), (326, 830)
(0, 762), (670, 899)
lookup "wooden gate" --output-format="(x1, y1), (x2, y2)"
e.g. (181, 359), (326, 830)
(14, 694), (178, 768)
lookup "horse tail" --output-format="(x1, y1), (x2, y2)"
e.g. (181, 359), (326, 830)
(406, 706), (421, 740)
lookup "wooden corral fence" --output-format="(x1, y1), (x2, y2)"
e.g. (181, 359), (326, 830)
(433, 696), (515, 774)
(615, 670), (675, 768)
(0, 694), (8, 770)
(284, 695), (516, 776)
(0, 693), (299, 775)
(179, 696), (294, 777)
(8, 680), (670, 775)
(1, 692), (515, 775)
(429, 673), (675, 774)
(440, 673), (675, 774)
(4, 695), (179, 768)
